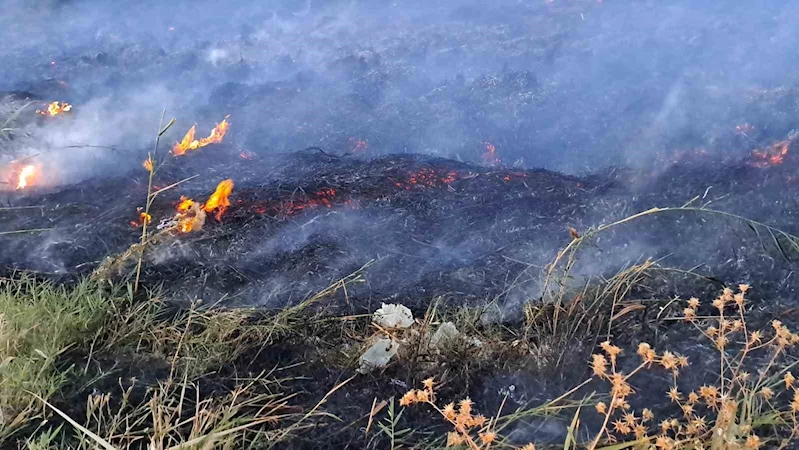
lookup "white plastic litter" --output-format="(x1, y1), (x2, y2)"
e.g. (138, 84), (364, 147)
(357, 337), (400, 374)
(430, 321), (460, 350)
(372, 303), (414, 329)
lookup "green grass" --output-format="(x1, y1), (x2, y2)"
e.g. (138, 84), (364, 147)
(0, 276), (116, 438)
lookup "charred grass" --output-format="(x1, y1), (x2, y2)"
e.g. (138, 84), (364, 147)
(4, 204), (799, 449)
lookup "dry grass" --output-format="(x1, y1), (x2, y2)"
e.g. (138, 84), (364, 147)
(8, 200), (799, 449)
(0, 265), (368, 449)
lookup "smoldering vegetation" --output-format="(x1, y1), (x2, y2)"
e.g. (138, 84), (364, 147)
(2, 1), (799, 449)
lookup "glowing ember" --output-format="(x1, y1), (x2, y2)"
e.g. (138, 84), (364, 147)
(204, 179), (234, 221)
(16, 165), (36, 190)
(392, 168), (459, 190)
(172, 115), (231, 156)
(36, 101), (72, 116)
(750, 139), (792, 168)
(349, 138), (368, 153)
(481, 141), (501, 166)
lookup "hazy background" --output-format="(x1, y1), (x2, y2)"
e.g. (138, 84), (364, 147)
(2, 0), (798, 185)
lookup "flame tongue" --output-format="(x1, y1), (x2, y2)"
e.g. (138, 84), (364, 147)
(16, 165), (36, 190)
(199, 116), (230, 146)
(204, 179), (234, 221)
(36, 101), (72, 116)
(750, 139), (792, 168)
(172, 116), (230, 156)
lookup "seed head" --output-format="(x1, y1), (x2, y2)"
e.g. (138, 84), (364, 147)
(688, 297), (700, 309)
(744, 435), (760, 449)
(415, 389), (430, 403)
(595, 402), (607, 414)
(612, 419), (631, 435)
(637, 342), (656, 362)
(661, 351), (679, 371)
(785, 372), (795, 389)
(668, 387), (682, 402)
(592, 354), (608, 378)
(760, 387), (774, 400)
(458, 398), (473, 417)
(738, 284), (750, 293)
(722, 287), (734, 301)
(399, 390), (417, 407)
(446, 432), (465, 447)
(642, 408), (654, 422)
(479, 431), (497, 445)
(655, 435), (675, 450)
(443, 402), (456, 420)
(699, 385), (719, 404)
(600, 340), (622, 362)
(691, 415), (707, 431)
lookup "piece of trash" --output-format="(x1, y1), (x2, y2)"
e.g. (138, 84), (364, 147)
(373, 303), (414, 329)
(357, 337), (400, 374)
(429, 321), (461, 350)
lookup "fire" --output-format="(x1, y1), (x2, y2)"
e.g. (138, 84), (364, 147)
(172, 115), (231, 156)
(750, 139), (792, 168)
(481, 141), (501, 166)
(16, 165), (36, 190)
(175, 199), (206, 233)
(392, 168), (459, 190)
(36, 101), (72, 116)
(130, 211), (152, 228)
(177, 196), (195, 212)
(204, 179), (234, 221)
(349, 137), (368, 153)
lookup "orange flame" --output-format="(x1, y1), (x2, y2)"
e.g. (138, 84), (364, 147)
(204, 179), (234, 221)
(16, 165), (36, 190)
(36, 101), (72, 116)
(481, 141), (501, 166)
(349, 137), (368, 153)
(177, 196), (195, 212)
(175, 199), (206, 233)
(750, 139), (792, 168)
(130, 211), (152, 228)
(172, 115), (230, 156)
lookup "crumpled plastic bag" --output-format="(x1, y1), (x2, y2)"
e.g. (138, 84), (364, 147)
(372, 303), (414, 329)
(357, 337), (400, 374)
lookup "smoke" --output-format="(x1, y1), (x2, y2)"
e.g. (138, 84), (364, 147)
(1, 0), (798, 312)
(2, 0), (798, 181)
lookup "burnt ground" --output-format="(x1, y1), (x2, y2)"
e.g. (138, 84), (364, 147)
(3, 138), (799, 447)
(2, 0), (799, 447)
